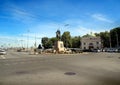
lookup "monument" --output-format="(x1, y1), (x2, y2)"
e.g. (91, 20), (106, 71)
(55, 30), (65, 53)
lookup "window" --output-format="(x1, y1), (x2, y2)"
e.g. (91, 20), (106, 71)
(89, 43), (93, 46)
(84, 47), (86, 49)
(84, 43), (86, 45)
(96, 42), (99, 44)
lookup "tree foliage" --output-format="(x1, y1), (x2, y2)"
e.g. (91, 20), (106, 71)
(50, 37), (57, 45)
(110, 27), (120, 47)
(99, 31), (110, 48)
(41, 37), (52, 49)
(94, 27), (120, 48)
(61, 31), (72, 48)
(71, 36), (81, 48)
(82, 34), (91, 37)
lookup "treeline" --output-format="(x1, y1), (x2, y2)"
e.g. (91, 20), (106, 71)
(95, 27), (120, 48)
(41, 31), (81, 49)
(40, 27), (120, 49)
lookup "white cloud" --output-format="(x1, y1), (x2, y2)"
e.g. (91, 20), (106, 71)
(91, 13), (113, 23)
(74, 26), (106, 36)
(7, 4), (36, 24)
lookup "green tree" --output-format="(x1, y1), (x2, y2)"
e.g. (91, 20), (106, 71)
(50, 37), (57, 46)
(82, 34), (90, 37)
(110, 27), (120, 48)
(41, 37), (53, 49)
(46, 40), (53, 48)
(41, 37), (49, 49)
(71, 36), (81, 48)
(61, 31), (72, 48)
(99, 31), (110, 48)
(94, 33), (100, 37)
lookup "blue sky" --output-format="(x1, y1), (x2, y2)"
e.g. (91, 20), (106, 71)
(0, 0), (120, 47)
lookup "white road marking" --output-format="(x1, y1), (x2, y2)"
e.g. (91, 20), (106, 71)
(0, 55), (6, 59)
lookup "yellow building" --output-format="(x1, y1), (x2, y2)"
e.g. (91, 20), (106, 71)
(81, 35), (102, 50)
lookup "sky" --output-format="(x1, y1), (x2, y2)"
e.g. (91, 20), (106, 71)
(0, 0), (120, 47)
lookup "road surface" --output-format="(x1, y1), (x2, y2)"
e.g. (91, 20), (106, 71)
(0, 50), (120, 85)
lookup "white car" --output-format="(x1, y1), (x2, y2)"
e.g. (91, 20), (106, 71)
(0, 50), (7, 55)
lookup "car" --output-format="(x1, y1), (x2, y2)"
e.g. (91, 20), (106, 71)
(71, 48), (83, 53)
(117, 48), (120, 53)
(92, 49), (101, 52)
(0, 50), (7, 55)
(106, 48), (118, 52)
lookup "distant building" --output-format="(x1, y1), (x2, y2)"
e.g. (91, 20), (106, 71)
(81, 35), (102, 50)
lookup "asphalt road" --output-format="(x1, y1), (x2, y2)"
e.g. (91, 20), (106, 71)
(0, 50), (120, 85)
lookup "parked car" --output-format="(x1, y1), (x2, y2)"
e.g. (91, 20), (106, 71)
(0, 50), (7, 55)
(106, 48), (118, 52)
(92, 49), (101, 52)
(71, 48), (83, 53)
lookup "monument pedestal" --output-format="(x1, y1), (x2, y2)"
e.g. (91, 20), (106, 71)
(55, 41), (65, 53)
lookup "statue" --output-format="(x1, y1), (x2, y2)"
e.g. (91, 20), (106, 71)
(56, 29), (61, 40)
(55, 29), (65, 53)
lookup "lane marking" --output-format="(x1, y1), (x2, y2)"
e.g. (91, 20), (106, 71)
(0, 55), (6, 59)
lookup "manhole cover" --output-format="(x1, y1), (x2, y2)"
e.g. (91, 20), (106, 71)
(64, 72), (76, 76)
(16, 71), (29, 75)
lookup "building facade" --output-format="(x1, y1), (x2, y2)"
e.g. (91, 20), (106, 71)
(81, 36), (102, 50)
